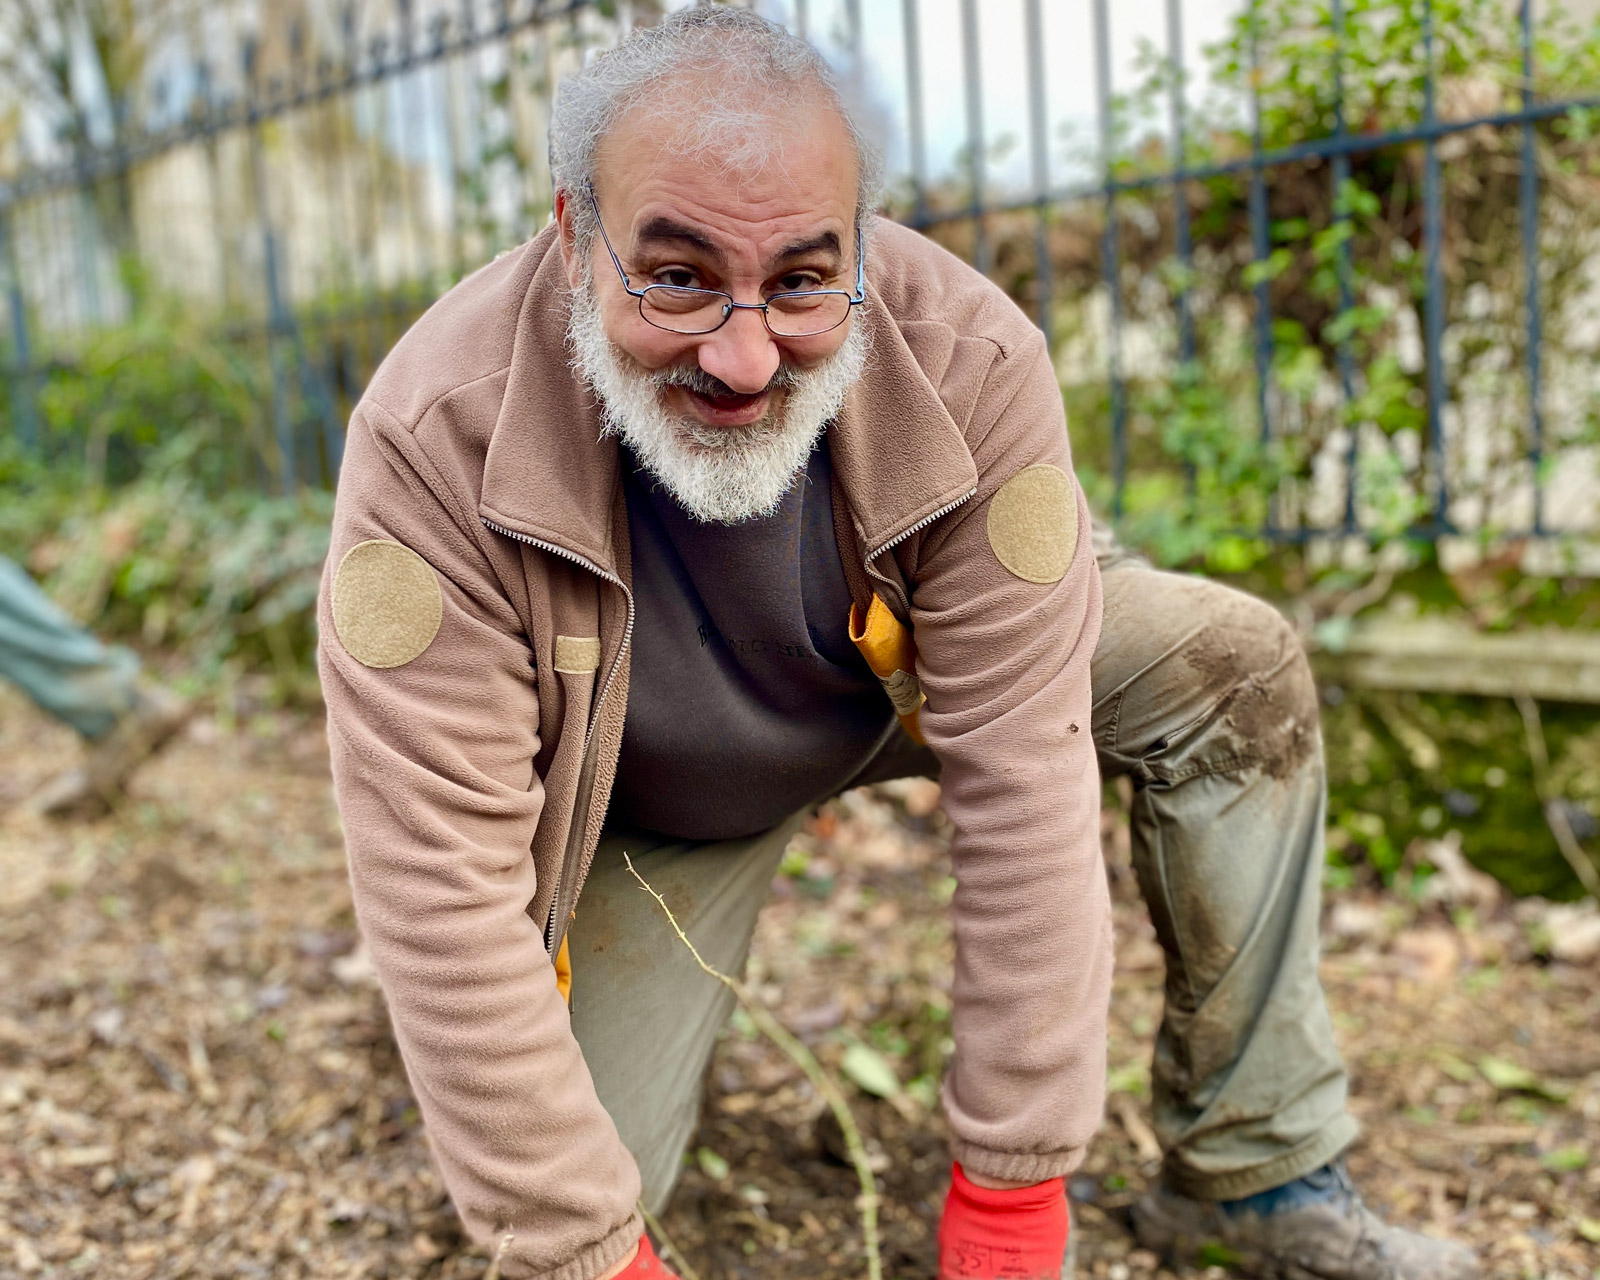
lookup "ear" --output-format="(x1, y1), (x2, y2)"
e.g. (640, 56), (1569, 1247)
(555, 188), (583, 291)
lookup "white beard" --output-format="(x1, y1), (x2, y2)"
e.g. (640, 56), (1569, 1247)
(567, 278), (868, 524)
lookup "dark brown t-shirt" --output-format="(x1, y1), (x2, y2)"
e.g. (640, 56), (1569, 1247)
(607, 439), (892, 839)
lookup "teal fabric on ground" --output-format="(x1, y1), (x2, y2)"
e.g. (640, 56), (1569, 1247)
(0, 556), (141, 740)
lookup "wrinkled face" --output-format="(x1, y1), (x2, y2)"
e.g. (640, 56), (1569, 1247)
(557, 84), (868, 523)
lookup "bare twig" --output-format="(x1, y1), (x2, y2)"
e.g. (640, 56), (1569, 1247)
(1109, 1092), (1162, 1164)
(640, 1203), (705, 1280)
(1515, 692), (1600, 899)
(1332, 567), (1396, 620)
(482, 1231), (513, 1280)
(624, 853), (883, 1280)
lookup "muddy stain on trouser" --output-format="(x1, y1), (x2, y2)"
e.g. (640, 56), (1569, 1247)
(571, 525), (1354, 1212)
(0, 556), (141, 741)
(1089, 546), (1356, 1200)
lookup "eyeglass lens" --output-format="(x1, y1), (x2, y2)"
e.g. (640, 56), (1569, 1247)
(640, 286), (852, 337)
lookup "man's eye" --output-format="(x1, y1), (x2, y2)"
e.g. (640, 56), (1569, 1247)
(777, 274), (823, 293)
(655, 268), (701, 289)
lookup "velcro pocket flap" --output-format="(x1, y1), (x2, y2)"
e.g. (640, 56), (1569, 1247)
(554, 635), (602, 675)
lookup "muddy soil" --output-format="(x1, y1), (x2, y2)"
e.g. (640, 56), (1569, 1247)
(1, 694), (1596, 1279)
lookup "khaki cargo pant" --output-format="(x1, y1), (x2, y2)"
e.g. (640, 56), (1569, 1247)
(569, 527), (1357, 1212)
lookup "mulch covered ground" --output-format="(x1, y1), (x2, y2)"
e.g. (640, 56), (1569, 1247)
(1, 690), (1596, 1279)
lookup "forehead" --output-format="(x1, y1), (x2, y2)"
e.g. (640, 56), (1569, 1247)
(594, 82), (859, 252)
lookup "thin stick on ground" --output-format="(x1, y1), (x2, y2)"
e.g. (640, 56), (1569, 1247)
(482, 1232), (513, 1280)
(624, 853), (883, 1280)
(1516, 691), (1600, 899)
(640, 1203), (705, 1280)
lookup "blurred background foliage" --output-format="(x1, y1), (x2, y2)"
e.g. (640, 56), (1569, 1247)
(0, 0), (1597, 896)
(916, 0), (1600, 571)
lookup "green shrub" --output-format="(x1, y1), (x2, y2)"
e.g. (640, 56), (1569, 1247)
(1, 430), (330, 702)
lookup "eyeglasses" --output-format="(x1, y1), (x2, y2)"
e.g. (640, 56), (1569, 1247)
(585, 185), (866, 338)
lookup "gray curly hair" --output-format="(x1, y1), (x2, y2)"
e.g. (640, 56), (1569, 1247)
(549, 7), (883, 253)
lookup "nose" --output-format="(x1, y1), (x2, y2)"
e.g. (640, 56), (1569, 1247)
(695, 307), (780, 394)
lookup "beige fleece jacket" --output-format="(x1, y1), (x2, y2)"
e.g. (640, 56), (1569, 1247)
(317, 219), (1112, 1280)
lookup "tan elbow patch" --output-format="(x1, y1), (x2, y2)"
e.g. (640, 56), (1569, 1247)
(987, 464), (1078, 584)
(331, 540), (443, 669)
(553, 635), (602, 674)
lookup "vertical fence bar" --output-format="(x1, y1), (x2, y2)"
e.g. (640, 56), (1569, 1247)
(1421, 0), (1449, 530)
(959, 0), (989, 276)
(1247, 0), (1274, 453)
(1332, 0), (1360, 531)
(245, 36), (296, 495)
(421, 14), (453, 299)
(340, 6), (377, 391)
(1520, 0), (1545, 535)
(1092, 0), (1128, 517)
(73, 174), (104, 335)
(900, 0), (929, 225)
(1024, 0), (1053, 346)
(443, 20), (469, 285)
(1166, 0), (1194, 371)
(390, 5), (427, 291)
(844, 0), (863, 63)
(1, 206), (38, 453)
(1246, 0), (1277, 533)
(794, 0), (809, 43)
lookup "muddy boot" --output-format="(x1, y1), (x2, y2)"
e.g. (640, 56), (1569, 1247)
(1130, 1161), (1480, 1280)
(31, 685), (193, 818)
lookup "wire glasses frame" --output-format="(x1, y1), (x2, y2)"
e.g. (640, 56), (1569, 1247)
(585, 186), (866, 338)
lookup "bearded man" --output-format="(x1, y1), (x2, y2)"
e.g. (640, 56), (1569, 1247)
(317, 11), (1480, 1280)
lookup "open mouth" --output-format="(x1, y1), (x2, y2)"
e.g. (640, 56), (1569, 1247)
(682, 386), (771, 427)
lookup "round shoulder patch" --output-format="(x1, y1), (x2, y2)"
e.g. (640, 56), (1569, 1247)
(331, 540), (443, 669)
(986, 464), (1078, 584)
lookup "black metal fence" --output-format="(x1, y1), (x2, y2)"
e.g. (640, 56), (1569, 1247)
(2, 0), (1597, 545)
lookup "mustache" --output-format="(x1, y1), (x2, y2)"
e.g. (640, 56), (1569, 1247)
(650, 362), (803, 399)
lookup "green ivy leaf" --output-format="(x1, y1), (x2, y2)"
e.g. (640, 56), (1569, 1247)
(1478, 1056), (1571, 1102)
(840, 1043), (901, 1099)
(1540, 1145), (1588, 1173)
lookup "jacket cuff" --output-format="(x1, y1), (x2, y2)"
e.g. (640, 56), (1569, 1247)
(509, 1210), (644, 1280)
(948, 1138), (1089, 1186)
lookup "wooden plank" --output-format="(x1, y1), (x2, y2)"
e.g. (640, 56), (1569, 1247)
(1312, 616), (1600, 704)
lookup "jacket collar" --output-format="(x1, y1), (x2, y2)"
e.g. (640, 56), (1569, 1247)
(829, 285), (978, 558)
(479, 226), (977, 571)
(480, 225), (622, 573)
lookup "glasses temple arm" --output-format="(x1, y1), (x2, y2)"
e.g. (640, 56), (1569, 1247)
(585, 185), (639, 293)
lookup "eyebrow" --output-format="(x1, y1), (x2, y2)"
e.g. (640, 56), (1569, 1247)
(631, 218), (844, 270)
(634, 217), (727, 264)
(774, 231), (843, 264)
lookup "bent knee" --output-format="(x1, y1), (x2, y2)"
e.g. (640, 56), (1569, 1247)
(1101, 569), (1321, 780)
(1186, 582), (1320, 780)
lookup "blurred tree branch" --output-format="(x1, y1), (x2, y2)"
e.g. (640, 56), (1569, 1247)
(0, 0), (194, 164)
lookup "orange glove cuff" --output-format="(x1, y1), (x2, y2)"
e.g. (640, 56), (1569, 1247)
(613, 1233), (677, 1279)
(937, 1162), (1070, 1280)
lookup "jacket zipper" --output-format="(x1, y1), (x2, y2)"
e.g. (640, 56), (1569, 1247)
(486, 484), (969, 946)
(483, 517), (635, 951)
(864, 487), (977, 617)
